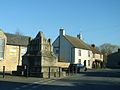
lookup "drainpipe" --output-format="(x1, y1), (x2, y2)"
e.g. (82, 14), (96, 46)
(18, 45), (21, 66)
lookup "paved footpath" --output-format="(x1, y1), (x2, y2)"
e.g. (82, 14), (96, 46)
(0, 69), (120, 90)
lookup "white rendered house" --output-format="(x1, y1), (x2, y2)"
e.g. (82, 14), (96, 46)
(53, 29), (93, 69)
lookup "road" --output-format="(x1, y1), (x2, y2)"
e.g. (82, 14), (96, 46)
(0, 69), (120, 90)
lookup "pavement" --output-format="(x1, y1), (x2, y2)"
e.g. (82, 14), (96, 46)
(0, 69), (120, 90)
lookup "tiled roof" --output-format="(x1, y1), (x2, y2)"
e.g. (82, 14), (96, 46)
(89, 46), (102, 54)
(5, 33), (30, 46)
(64, 35), (91, 50)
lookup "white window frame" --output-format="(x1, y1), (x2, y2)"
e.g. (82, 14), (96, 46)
(78, 49), (81, 56)
(88, 51), (90, 57)
(88, 60), (90, 66)
(0, 38), (5, 59)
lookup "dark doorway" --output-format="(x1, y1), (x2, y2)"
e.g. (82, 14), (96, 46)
(84, 60), (86, 66)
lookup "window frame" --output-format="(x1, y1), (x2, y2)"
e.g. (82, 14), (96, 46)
(78, 49), (81, 56)
(0, 38), (5, 59)
(88, 60), (90, 66)
(88, 51), (90, 57)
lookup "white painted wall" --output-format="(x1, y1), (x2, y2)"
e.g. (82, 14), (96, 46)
(93, 53), (103, 62)
(74, 48), (93, 68)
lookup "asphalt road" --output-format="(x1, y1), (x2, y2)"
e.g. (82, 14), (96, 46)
(0, 69), (120, 90)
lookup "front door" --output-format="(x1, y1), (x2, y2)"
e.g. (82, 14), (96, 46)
(84, 60), (86, 67)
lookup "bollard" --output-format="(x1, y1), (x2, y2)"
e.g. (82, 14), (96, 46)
(48, 67), (50, 78)
(59, 67), (61, 77)
(25, 65), (29, 77)
(26, 66), (28, 77)
(3, 66), (5, 78)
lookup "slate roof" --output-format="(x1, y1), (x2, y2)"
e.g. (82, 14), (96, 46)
(64, 35), (91, 50)
(5, 33), (30, 46)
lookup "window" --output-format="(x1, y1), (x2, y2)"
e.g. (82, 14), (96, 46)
(0, 38), (5, 59)
(88, 60), (90, 66)
(88, 51), (90, 57)
(78, 59), (81, 64)
(56, 49), (59, 54)
(78, 50), (81, 56)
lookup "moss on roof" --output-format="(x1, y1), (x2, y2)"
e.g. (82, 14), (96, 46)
(5, 33), (30, 46)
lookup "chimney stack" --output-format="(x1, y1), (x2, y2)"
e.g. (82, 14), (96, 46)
(77, 33), (83, 40)
(91, 44), (95, 48)
(48, 38), (51, 44)
(59, 28), (65, 36)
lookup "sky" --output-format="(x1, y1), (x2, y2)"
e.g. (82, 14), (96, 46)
(0, 0), (120, 46)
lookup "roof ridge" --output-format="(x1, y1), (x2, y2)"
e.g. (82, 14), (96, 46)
(64, 35), (91, 50)
(4, 32), (30, 38)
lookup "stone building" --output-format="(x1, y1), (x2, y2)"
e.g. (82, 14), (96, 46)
(15, 31), (69, 78)
(0, 29), (30, 73)
(107, 49), (120, 68)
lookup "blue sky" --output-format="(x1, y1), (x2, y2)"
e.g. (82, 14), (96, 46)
(0, 0), (120, 46)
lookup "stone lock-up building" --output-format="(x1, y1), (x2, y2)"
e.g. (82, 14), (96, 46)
(0, 29), (30, 74)
(15, 31), (69, 78)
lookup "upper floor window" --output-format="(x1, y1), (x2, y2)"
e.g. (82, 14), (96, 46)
(88, 60), (90, 66)
(56, 49), (59, 54)
(0, 38), (5, 59)
(78, 50), (81, 56)
(88, 51), (90, 57)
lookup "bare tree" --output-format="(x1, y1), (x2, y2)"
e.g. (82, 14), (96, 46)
(99, 43), (120, 68)
(99, 43), (120, 55)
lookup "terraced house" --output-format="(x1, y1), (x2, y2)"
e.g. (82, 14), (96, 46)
(53, 29), (93, 69)
(53, 29), (103, 69)
(0, 29), (30, 73)
(90, 44), (103, 68)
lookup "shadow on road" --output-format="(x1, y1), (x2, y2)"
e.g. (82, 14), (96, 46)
(0, 69), (120, 90)
(0, 79), (120, 90)
(80, 69), (120, 78)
